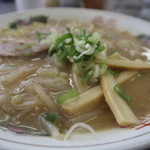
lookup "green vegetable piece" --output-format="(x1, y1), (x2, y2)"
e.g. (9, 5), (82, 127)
(9, 15), (48, 29)
(44, 112), (61, 123)
(82, 69), (94, 84)
(57, 48), (67, 61)
(37, 32), (49, 41)
(67, 27), (71, 33)
(73, 53), (85, 63)
(22, 50), (33, 56)
(107, 68), (119, 78)
(56, 89), (79, 104)
(49, 33), (73, 56)
(9, 22), (18, 29)
(67, 45), (76, 57)
(136, 34), (147, 40)
(54, 33), (73, 48)
(99, 63), (108, 76)
(87, 32), (100, 44)
(114, 84), (132, 102)
(16, 43), (35, 50)
(9, 20), (25, 29)
(74, 28), (86, 39)
(96, 42), (105, 52)
(48, 28), (106, 83)
(29, 15), (48, 23)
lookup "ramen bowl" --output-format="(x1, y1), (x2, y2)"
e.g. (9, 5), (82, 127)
(0, 8), (150, 150)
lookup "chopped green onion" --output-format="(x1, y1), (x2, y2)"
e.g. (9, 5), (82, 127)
(107, 68), (119, 77)
(49, 33), (73, 56)
(56, 89), (79, 104)
(67, 27), (71, 33)
(67, 45), (76, 57)
(53, 33), (73, 48)
(29, 15), (48, 24)
(99, 63), (108, 76)
(16, 43), (35, 50)
(48, 28), (106, 84)
(9, 15), (48, 29)
(44, 112), (61, 123)
(22, 50), (33, 56)
(96, 42), (105, 52)
(9, 20), (28, 29)
(74, 28), (85, 39)
(73, 53), (85, 63)
(114, 84), (132, 102)
(82, 69), (94, 84)
(136, 34), (147, 40)
(37, 32), (49, 41)
(9, 22), (18, 29)
(87, 32), (100, 44)
(57, 48), (67, 61)
(97, 45), (105, 52)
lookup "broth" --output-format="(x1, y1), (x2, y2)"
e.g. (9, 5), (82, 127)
(1, 54), (150, 134)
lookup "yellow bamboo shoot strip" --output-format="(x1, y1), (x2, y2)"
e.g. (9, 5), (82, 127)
(61, 70), (138, 116)
(0, 66), (38, 85)
(33, 82), (59, 112)
(107, 59), (150, 69)
(101, 72), (139, 126)
(116, 70), (138, 84)
(61, 86), (103, 116)
(109, 52), (126, 60)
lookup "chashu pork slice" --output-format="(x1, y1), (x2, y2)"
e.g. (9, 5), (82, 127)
(0, 23), (66, 57)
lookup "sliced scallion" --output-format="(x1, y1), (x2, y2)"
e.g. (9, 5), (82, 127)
(136, 34), (147, 40)
(29, 15), (48, 23)
(82, 69), (94, 84)
(16, 43), (35, 50)
(48, 27), (106, 84)
(44, 112), (61, 123)
(57, 48), (67, 61)
(99, 63), (108, 76)
(107, 68), (119, 78)
(87, 32), (100, 44)
(9, 15), (48, 29)
(96, 42), (105, 52)
(22, 50), (33, 56)
(74, 28), (85, 39)
(37, 32), (49, 41)
(67, 45), (76, 57)
(56, 89), (79, 104)
(114, 84), (132, 102)
(53, 33), (73, 48)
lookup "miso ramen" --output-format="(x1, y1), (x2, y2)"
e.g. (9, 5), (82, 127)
(0, 16), (150, 139)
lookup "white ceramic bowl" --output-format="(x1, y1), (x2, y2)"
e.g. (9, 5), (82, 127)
(0, 8), (150, 150)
